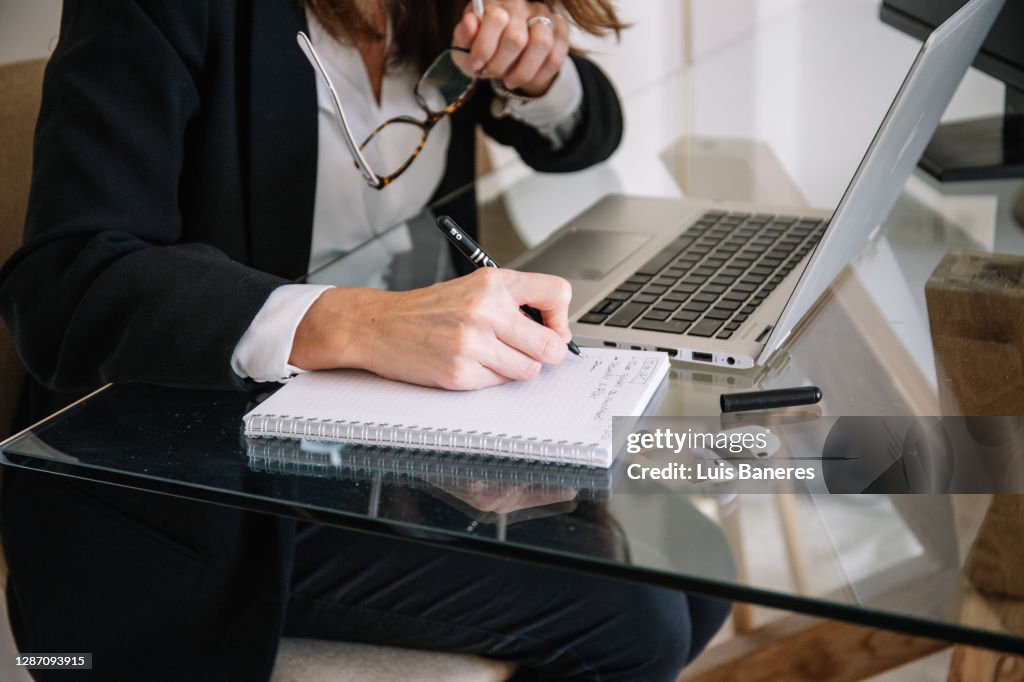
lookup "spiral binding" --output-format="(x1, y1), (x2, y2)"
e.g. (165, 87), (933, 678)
(245, 437), (613, 498)
(243, 414), (605, 466)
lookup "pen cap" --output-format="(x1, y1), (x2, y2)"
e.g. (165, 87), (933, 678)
(720, 387), (822, 413)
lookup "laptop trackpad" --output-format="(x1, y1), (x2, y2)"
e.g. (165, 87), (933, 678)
(517, 230), (651, 281)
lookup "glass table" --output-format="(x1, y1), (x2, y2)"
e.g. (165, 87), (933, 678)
(4, 0), (1024, 674)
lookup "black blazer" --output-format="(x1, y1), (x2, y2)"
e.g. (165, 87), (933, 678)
(0, 1), (622, 679)
(0, 0), (622, 399)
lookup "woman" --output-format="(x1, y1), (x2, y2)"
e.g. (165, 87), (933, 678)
(0, 0), (729, 679)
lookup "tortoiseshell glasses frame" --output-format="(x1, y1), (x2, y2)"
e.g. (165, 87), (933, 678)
(297, 31), (479, 190)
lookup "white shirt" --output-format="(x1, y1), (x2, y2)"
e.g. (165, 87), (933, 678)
(231, 12), (584, 383)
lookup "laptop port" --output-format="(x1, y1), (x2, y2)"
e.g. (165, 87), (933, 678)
(603, 341), (617, 348)
(631, 346), (642, 350)
(692, 351), (713, 362)
(657, 348), (679, 358)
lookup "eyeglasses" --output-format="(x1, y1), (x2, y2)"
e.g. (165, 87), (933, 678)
(297, 32), (479, 190)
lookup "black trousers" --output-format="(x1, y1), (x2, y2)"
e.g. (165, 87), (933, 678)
(3, 469), (730, 681)
(285, 522), (729, 681)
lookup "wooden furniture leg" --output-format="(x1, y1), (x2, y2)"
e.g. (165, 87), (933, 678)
(947, 495), (1024, 681)
(948, 646), (1024, 682)
(680, 613), (947, 682)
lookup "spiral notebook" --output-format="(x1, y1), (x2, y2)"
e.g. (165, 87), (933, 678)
(242, 348), (670, 467)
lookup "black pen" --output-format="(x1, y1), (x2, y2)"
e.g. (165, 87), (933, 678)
(436, 215), (582, 357)
(720, 386), (823, 414)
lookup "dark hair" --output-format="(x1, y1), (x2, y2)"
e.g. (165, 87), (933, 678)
(304, 0), (626, 72)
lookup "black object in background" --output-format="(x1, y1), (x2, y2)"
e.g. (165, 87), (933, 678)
(880, 0), (1024, 180)
(720, 386), (822, 413)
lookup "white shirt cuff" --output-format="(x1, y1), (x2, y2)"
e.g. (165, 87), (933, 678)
(493, 59), (584, 149)
(231, 283), (334, 383)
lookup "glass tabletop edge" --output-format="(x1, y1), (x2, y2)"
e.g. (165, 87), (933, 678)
(1, 452), (1021, 656)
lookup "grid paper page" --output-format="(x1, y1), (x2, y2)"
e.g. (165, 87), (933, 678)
(243, 348), (669, 467)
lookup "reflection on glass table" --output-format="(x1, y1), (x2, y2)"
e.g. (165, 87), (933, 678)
(250, 438), (590, 534)
(2, 370), (1022, 656)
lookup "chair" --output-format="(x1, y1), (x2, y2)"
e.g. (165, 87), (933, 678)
(0, 58), (513, 682)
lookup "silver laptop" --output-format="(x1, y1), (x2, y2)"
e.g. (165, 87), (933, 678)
(511, 0), (1004, 369)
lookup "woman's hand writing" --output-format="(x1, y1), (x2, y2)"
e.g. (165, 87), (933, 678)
(289, 268), (574, 390)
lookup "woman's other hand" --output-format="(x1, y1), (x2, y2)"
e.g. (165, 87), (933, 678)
(453, 0), (571, 97)
(289, 268), (574, 390)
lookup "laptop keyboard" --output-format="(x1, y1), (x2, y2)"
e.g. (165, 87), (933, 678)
(579, 211), (826, 340)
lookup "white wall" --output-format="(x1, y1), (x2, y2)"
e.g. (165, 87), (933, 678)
(0, 0), (62, 64)
(574, 0), (804, 99)
(689, 0), (803, 62)
(573, 0), (686, 98)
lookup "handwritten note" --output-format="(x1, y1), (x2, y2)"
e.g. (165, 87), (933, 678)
(244, 347), (670, 467)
